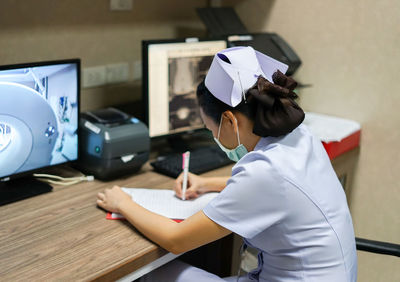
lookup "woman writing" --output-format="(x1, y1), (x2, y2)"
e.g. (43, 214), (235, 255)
(97, 46), (357, 281)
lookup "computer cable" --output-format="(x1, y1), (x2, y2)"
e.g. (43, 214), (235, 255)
(33, 173), (94, 186)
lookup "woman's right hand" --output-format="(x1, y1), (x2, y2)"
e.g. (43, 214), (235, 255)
(174, 172), (207, 200)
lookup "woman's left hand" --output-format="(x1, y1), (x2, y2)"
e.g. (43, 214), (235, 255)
(97, 185), (132, 213)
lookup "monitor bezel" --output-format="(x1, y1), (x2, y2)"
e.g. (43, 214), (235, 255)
(142, 38), (227, 140)
(0, 58), (81, 182)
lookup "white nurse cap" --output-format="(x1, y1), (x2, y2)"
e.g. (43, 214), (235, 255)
(205, 46), (289, 107)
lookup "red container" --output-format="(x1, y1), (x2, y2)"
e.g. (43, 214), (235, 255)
(322, 130), (361, 159)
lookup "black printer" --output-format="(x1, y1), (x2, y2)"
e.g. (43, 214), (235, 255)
(196, 7), (302, 75)
(78, 108), (150, 180)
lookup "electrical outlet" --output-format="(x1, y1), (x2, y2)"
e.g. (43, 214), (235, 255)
(133, 60), (142, 81)
(82, 66), (106, 88)
(110, 0), (133, 11)
(106, 63), (129, 84)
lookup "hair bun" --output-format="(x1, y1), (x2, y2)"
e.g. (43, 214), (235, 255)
(248, 72), (305, 137)
(272, 70), (298, 91)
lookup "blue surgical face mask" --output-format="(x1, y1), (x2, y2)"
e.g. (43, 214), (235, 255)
(213, 115), (248, 162)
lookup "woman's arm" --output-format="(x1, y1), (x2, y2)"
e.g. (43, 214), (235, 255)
(97, 186), (231, 254)
(203, 176), (230, 192)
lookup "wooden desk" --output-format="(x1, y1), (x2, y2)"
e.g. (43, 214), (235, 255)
(0, 147), (359, 281)
(0, 164), (233, 281)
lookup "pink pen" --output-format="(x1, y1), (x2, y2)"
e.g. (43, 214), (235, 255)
(181, 151), (190, 200)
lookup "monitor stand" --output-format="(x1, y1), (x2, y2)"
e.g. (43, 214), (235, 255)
(0, 177), (53, 206)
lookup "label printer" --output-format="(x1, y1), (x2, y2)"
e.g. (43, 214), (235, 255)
(78, 108), (149, 180)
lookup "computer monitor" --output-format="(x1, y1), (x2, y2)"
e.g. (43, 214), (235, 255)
(143, 39), (227, 139)
(0, 59), (80, 205)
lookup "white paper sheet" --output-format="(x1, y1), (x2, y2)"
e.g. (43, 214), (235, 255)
(303, 112), (361, 143)
(110, 188), (219, 220)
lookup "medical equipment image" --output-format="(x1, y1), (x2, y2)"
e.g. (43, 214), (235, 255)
(0, 82), (59, 176)
(168, 56), (212, 131)
(0, 59), (80, 205)
(143, 38), (227, 138)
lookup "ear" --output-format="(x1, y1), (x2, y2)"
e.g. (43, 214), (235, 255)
(222, 111), (238, 132)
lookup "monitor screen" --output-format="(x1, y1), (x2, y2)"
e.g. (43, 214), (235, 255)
(143, 39), (227, 138)
(0, 60), (80, 180)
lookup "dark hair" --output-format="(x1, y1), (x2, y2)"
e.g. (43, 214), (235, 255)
(196, 71), (305, 137)
(196, 80), (257, 125)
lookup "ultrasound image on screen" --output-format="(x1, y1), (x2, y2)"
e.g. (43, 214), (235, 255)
(0, 63), (78, 178)
(168, 56), (213, 131)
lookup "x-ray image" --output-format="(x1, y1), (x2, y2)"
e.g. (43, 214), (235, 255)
(168, 56), (213, 131)
(0, 63), (78, 178)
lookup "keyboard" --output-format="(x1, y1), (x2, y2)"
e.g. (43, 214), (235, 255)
(150, 145), (233, 178)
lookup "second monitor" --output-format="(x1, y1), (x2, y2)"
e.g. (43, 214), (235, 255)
(142, 38), (227, 139)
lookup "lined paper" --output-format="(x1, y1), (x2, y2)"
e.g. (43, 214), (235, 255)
(109, 188), (218, 220)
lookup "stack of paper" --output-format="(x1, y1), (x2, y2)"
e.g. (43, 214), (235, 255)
(303, 112), (361, 143)
(107, 188), (219, 220)
(303, 112), (361, 159)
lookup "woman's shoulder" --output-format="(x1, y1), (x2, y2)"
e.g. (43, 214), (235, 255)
(233, 124), (317, 178)
(231, 147), (283, 185)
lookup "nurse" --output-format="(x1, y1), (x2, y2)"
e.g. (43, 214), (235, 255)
(97, 46), (358, 282)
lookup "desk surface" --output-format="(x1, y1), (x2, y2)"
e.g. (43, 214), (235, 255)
(0, 163), (233, 281)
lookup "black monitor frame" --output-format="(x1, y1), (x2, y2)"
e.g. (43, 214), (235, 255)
(0, 59), (81, 183)
(142, 38), (227, 141)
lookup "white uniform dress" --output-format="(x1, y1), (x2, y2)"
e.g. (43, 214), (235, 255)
(141, 124), (357, 282)
(203, 124), (357, 282)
